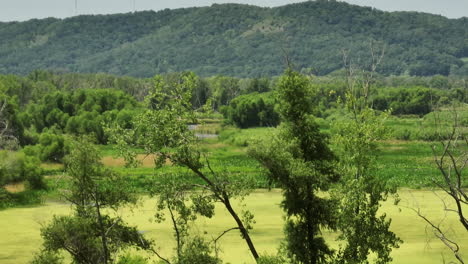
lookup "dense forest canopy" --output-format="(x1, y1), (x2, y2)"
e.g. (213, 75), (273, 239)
(0, 0), (467, 78)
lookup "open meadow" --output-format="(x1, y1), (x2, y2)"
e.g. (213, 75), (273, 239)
(1, 189), (467, 264)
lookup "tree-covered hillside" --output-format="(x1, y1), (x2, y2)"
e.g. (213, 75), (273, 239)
(0, 0), (467, 77)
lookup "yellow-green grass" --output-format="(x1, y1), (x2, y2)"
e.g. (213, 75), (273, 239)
(1, 190), (467, 264)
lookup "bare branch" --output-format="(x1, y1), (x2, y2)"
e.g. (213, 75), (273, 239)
(213, 227), (240, 245)
(149, 247), (171, 264)
(414, 207), (464, 264)
(212, 227), (240, 257)
(420, 107), (468, 262)
(168, 204), (182, 259)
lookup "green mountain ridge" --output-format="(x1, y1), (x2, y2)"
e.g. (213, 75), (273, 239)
(0, 0), (467, 77)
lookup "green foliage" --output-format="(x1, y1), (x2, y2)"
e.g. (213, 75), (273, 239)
(35, 137), (149, 264)
(176, 236), (221, 264)
(23, 131), (69, 162)
(41, 215), (149, 264)
(0, 69), (464, 146)
(373, 87), (439, 116)
(0, 2), (466, 77)
(331, 52), (402, 263)
(332, 109), (401, 264)
(207, 76), (242, 109)
(0, 93), (24, 147)
(222, 92), (280, 128)
(30, 250), (64, 264)
(21, 88), (139, 144)
(250, 69), (338, 264)
(117, 254), (148, 264)
(0, 150), (44, 189)
(111, 72), (261, 261)
(0, 189), (43, 209)
(244, 78), (271, 94)
(151, 174), (215, 262)
(0, 149), (44, 209)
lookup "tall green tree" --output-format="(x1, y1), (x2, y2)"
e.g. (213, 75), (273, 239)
(249, 69), (338, 264)
(111, 72), (260, 261)
(33, 137), (150, 264)
(332, 107), (401, 264)
(332, 51), (401, 264)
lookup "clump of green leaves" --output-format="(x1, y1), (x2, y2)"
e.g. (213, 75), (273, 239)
(110, 72), (258, 262)
(331, 55), (402, 263)
(250, 69), (338, 264)
(33, 136), (150, 264)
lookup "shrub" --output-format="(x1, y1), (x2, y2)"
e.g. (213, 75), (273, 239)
(222, 92), (279, 128)
(23, 132), (69, 163)
(30, 250), (64, 264)
(0, 150), (44, 189)
(373, 87), (439, 116)
(177, 236), (221, 264)
(117, 254), (147, 264)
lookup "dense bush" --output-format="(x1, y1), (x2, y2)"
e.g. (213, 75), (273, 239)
(23, 131), (69, 163)
(222, 92), (279, 128)
(177, 236), (221, 264)
(21, 89), (140, 144)
(30, 250), (64, 264)
(0, 150), (44, 190)
(373, 87), (440, 116)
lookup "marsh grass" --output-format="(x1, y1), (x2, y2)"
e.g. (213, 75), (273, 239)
(388, 108), (468, 141)
(90, 122), (452, 191)
(376, 140), (439, 187)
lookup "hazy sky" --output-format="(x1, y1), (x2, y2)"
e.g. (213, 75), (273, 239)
(0, 0), (466, 22)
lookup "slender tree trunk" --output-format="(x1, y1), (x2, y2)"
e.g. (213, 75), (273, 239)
(168, 205), (182, 260)
(94, 191), (110, 264)
(222, 194), (259, 260)
(188, 165), (260, 261)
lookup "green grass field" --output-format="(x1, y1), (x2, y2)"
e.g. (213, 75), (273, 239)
(0, 190), (467, 264)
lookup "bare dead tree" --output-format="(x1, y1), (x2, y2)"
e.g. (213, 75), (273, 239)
(341, 40), (385, 117)
(362, 40), (385, 105)
(0, 98), (21, 150)
(431, 112), (468, 230)
(412, 109), (467, 263)
(0, 98), (8, 139)
(413, 206), (464, 264)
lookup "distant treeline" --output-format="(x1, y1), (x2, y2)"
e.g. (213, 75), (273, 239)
(0, 70), (465, 146)
(0, 0), (467, 77)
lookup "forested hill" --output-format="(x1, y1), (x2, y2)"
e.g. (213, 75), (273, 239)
(0, 0), (467, 77)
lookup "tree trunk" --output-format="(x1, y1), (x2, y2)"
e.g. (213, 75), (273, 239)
(222, 194), (259, 261)
(95, 191), (110, 264)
